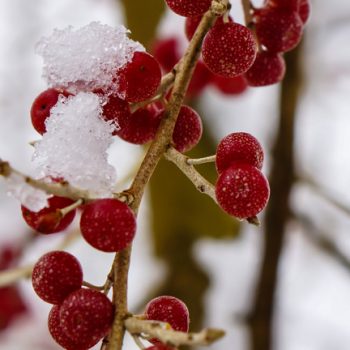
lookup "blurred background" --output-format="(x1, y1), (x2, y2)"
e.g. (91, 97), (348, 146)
(1, 0), (350, 349)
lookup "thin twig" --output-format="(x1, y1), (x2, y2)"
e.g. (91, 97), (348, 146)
(125, 317), (225, 347)
(0, 265), (33, 288)
(82, 280), (105, 291)
(186, 154), (216, 165)
(241, 0), (253, 27)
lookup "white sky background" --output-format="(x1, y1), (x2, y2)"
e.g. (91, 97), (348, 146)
(1, 0), (350, 349)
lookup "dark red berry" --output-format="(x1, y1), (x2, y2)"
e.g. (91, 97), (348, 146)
(118, 51), (161, 103)
(31, 88), (70, 135)
(267, 0), (300, 11)
(32, 251), (83, 304)
(152, 37), (180, 73)
(165, 0), (211, 17)
(298, 0), (310, 24)
(80, 199), (136, 252)
(211, 74), (248, 95)
(146, 346), (175, 350)
(187, 61), (212, 97)
(245, 51), (286, 87)
(255, 7), (303, 53)
(215, 163), (270, 219)
(216, 132), (264, 173)
(202, 22), (257, 77)
(59, 288), (113, 343)
(145, 295), (190, 332)
(117, 104), (163, 145)
(48, 305), (95, 350)
(172, 105), (202, 152)
(21, 196), (76, 234)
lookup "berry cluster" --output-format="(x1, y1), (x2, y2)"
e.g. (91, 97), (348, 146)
(32, 251), (114, 349)
(215, 132), (270, 219)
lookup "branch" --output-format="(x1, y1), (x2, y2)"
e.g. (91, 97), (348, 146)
(241, 0), (253, 28)
(0, 265), (33, 288)
(125, 317), (225, 347)
(186, 154), (216, 165)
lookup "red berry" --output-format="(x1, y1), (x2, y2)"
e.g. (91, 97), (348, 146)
(165, 0), (211, 17)
(216, 132), (264, 173)
(267, 0), (300, 11)
(32, 251), (83, 304)
(187, 61), (212, 97)
(215, 163), (270, 219)
(298, 0), (310, 24)
(145, 295), (190, 332)
(152, 37), (180, 73)
(118, 51), (161, 103)
(80, 199), (136, 252)
(48, 305), (95, 349)
(202, 22), (257, 78)
(21, 196), (76, 234)
(211, 74), (248, 95)
(99, 93), (131, 135)
(255, 7), (303, 53)
(59, 288), (113, 343)
(30, 88), (70, 135)
(146, 346), (175, 350)
(245, 51), (286, 87)
(117, 104), (163, 145)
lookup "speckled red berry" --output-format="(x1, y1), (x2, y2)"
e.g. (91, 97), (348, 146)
(211, 74), (248, 95)
(118, 51), (161, 103)
(255, 7), (303, 53)
(80, 198), (136, 252)
(59, 288), (113, 343)
(298, 0), (310, 24)
(172, 105), (202, 152)
(202, 22), (257, 78)
(31, 88), (70, 135)
(32, 251), (83, 304)
(21, 196), (76, 234)
(216, 163), (270, 219)
(267, 0), (300, 10)
(245, 51), (286, 87)
(48, 305), (96, 350)
(165, 0), (211, 17)
(216, 132), (264, 173)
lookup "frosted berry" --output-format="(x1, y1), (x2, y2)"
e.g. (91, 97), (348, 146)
(216, 132), (264, 173)
(202, 22), (257, 78)
(216, 163), (270, 219)
(32, 251), (83, 304)
(298, 0), (310, 24)
(245, 51), (286, 87)
(255, 8), (303, 53)
(211, 74), (248, 95)
(30, 88), (70, 135)
(48, 305), (96, 349)
(187, 61), (212, 97)
(80, 198), (136, 252)
(172, 105), (202, 152)
(152, 37), (180, 73)
(21, 196), (76, 234)
(59, 288), (113, 343)
(117, 104), (163, 144)
(99, 93), (131, 135)
(118, 51), (161, 103)
(145, 295), (190, 332)
(165, 0), (211, 17)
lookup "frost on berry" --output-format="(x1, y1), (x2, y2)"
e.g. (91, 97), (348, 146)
(59, 288), (114, 343)
(165, 0), (211, 17)
(172, 105), (203, 153)
(202, 22), (257, 78)
(211, 74), (248, 95)
(216, 132), (264, 173)
(35, 22), (144, 93)
(32, 251), (82, 304)
(215, 163), (270, 219)
(117, 51), (162, 103)
(21, 196), (76, 234)
(33, 92), (117, 197)
(80, 198), (136, 252)
(4, 172), (49, 212)
(145, 295), (190, 332)
(30, 88), (70, 135)
(117, 105), (163, 145)
(245, 51), (286, 87)
(254, 8), (303, 53)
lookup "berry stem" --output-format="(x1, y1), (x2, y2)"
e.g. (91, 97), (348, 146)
(105, 2), (228, 349)
(125, 317), (225, 347)
(241, 0), (253, 27)
(0, 264), (33, 288)
(186, 154), (216, 165)
(131, 334), (146, 350)
(82, 281), (105, 291)
(59, 199), (83, 216)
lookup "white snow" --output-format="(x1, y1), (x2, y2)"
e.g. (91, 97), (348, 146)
(32, 92), (117, 197)
(35, 21), (144, 93)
